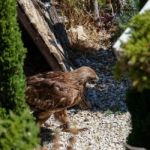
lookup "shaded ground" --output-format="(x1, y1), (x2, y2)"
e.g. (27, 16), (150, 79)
(74, 49), (129, 112)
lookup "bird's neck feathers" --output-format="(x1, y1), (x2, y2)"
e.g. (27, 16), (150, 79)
(66, 72), (87, 86)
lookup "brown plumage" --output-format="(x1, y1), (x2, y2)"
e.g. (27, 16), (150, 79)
(26, 66), (98, 133)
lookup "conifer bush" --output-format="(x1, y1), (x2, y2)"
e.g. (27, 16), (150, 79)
(114, 11), (150, 148)
(0, 0), (39, 149)
(114, 11), (150, 91)
(0, 0), (26, 113)
(0, 110), (39, 150)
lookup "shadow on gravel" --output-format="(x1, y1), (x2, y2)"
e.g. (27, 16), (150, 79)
(40, 127), (54, 144)
(73, 49), (129, 113)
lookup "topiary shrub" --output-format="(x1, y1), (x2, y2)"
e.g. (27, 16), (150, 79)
(113, 10), (150, 148)
(0, 109), (39, 150)
(0, 0), (39, 149)
(0, 0), (26, 113)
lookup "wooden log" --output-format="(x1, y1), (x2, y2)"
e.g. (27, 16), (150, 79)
(17, 0), (72, 71)
(47, 5), (72, 56)
(37, 1), (73, 65)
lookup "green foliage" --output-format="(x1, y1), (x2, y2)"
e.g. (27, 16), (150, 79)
(0, 0), (27, 113)
(114, 11), (150, 91)
(126, 88), (150, 148)
(0, 109), (40, 150)
(0, 0), (39, 149)
(114, 9), (150, 148)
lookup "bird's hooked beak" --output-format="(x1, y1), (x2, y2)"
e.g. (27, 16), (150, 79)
(86, 75), (99, 88)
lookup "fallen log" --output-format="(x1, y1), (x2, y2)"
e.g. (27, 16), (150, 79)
(17, 0), (72, 71)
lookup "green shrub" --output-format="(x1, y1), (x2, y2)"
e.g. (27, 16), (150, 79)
(113, 10), (150, 148)
(0, 0), (39, 149)
(0, 0), (27, 114)
(114, 11), (150, 91)
(0, 109), (40, 150)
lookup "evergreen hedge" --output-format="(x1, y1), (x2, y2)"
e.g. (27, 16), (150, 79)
(0, 0), (39, 149)
(0, 110), (39, 150)
(114, 11), (150, 148)
(0, 0), (26, 113)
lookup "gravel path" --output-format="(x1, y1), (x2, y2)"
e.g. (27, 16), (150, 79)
(41, 49), (131, 150)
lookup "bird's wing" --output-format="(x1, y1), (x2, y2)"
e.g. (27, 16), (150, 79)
(27, 71), (65, 84)
(26, 78), (80, 113)
(51, 82), (81, 108)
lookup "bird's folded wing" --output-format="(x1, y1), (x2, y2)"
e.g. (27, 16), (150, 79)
(27, 71), (64, 83)
(26, 78), (80, 112)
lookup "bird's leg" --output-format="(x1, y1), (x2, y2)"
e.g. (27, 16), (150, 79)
(54, 110), (88, 134)
(54, 109), (70, 129)
(37, 111), (52, 127)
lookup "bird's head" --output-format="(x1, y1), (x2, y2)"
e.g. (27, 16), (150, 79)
(71, 66), (99, 87)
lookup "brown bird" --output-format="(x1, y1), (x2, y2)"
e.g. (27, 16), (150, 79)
(26, 66), (98, 133)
